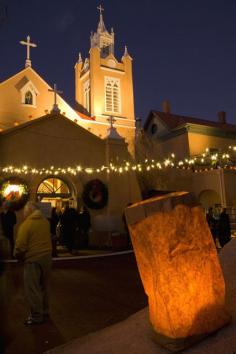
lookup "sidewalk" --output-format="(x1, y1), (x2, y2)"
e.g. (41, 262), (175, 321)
(45, 238), (236, 354)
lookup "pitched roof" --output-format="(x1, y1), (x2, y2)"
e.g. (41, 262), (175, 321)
(76, 111), (95, 121)
(0, 112), (102, 142)
(144, 110), (236, 132)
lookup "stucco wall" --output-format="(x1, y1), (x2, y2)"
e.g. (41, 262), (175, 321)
(159, 132), (190, 160)
(0, 115), (105, 167)
(188, 132), (236, 156)
(0, 115), (141, 235)
(0, 67), (79, 127)
(223, 170), (236, 206)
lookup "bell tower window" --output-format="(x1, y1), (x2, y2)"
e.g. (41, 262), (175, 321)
(25, 91), (33, 105)
(105, 77), (121, 114)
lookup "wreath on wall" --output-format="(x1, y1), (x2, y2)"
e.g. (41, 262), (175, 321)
(82, 179), (108, 210)
(0, 177), (30, 210)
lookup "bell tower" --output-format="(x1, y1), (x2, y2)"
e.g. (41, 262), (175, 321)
(74, 6), (135, 155)
(90, 5), (115, 58)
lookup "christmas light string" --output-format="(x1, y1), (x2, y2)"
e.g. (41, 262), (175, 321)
(1, 146), (236, 176)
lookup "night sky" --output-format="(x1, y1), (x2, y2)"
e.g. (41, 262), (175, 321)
(1, 0), (236, 124)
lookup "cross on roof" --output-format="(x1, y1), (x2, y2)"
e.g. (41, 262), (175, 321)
(107, 116), (116, 129)
(20, 35), (37, 68)
(48, 84), (63, 113)
(97, 4), (104, 15)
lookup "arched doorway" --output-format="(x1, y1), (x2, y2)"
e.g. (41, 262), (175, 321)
(37, 177), (74, 209)
(198, 189), (221, 210)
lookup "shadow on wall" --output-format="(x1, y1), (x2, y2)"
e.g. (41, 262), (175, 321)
(198, 189), (221, 210)
(142, 189), (174, 200)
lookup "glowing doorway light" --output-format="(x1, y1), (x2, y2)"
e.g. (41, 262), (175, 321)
(3, 184), (25, 199)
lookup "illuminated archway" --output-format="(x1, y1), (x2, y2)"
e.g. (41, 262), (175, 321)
(37, 177), (73, 208)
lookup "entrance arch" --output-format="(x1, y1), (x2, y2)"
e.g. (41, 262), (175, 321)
(37, 177), (74, 208)
(198, 189), (221, 210)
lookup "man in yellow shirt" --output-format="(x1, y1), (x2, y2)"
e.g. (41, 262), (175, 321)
(14, 201), (52, 325)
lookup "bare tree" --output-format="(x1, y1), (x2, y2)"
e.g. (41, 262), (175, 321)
(135, 129), (171, 196)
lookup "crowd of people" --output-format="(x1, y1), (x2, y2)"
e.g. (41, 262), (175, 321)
(206, 206), (232, 248)
(0, 201), (91, 260)
(50, 204), (91, 255)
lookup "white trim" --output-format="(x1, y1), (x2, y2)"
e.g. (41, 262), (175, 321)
(53, 250), (133, 261)
(4, 250), (134, 263)
(20, 80), (39, 106)
(101, 66), (125, 75)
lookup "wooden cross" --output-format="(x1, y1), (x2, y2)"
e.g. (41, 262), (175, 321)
(48, 84), (63, 112)
(107, 116), (116, 129)
(20, 35), (37, 67)
(97, 4), (104, 15)
(48, 84), (63, 106)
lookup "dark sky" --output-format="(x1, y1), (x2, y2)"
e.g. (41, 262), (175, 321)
(1, 0), (236, 124)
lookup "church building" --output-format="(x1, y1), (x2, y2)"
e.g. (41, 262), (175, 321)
(0, 6), (135, 155)
(1, 5), (236, 242)
(0, 7), (141, 245)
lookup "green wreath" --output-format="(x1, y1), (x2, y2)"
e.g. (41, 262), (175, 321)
(82, 179), (108, 210)
(0, 177), (29, 210)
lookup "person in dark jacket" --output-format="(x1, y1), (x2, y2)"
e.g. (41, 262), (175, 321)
(78, 206), (91, 248)
(60, 206), (78, 253)
(50, 207), (60, 257)
(1, 201), (16, 258)
(218, 208), (231, 248)
(206, 207), (218, 245)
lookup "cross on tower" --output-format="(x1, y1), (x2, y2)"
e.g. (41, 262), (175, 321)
(97, 4), (104, 15)
(48, 84), (63, 113)
(107, 116), (116, 129)
(20, 35), (37, 68)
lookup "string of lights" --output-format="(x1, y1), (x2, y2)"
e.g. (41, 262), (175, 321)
(1, 146), (236, 176)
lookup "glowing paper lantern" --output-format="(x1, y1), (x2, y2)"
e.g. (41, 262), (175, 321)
(125, 192), (231, 351)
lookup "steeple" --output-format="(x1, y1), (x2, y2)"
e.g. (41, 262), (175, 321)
(122, 45), (132, 61)
(74, 4), (135, 155)
(90, 5), (114, 57)
(78, 52), (82, 63)
(97, 5), (107, 33)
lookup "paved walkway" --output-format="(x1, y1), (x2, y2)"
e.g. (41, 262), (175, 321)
(46, 238), (236, 354)
(4, 253), (147, 354)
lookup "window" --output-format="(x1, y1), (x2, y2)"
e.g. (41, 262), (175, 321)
(83, 80), (90, 113)
(151, 123), (158, 135)
(25, 91), (33, 105)
(37, 178), (70, 197)
(105, 77), (121, 114)
(20, 80), (39, 107)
